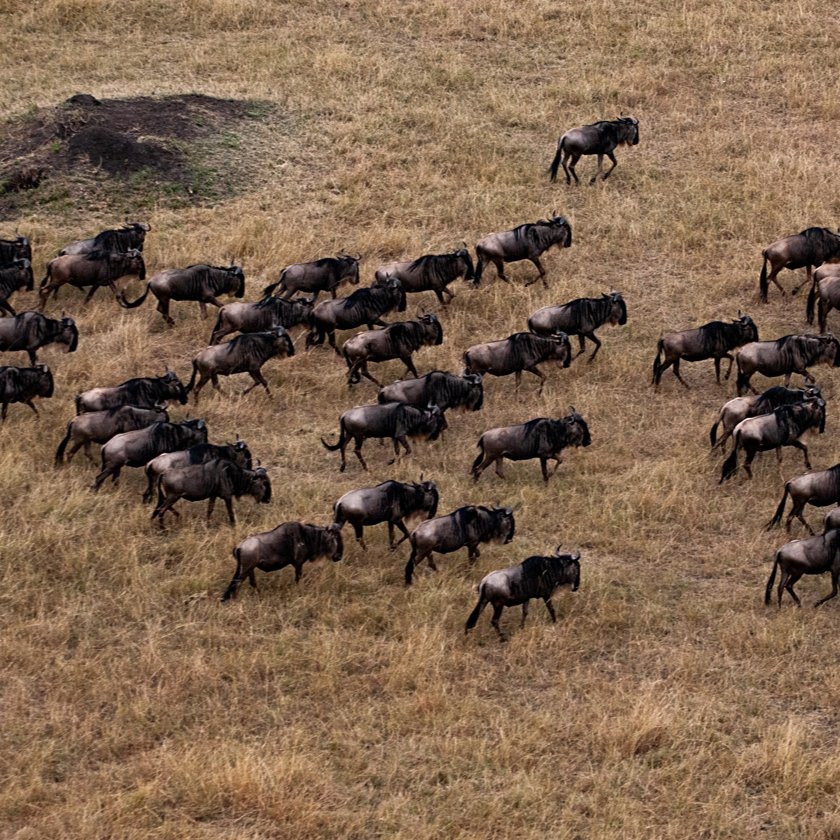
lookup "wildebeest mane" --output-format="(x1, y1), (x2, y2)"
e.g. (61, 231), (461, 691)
(423, 371), (482, 411)
(408, 252), (468, 283)
(799, 227), (838, 245)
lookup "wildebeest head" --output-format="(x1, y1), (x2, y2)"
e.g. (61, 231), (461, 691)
(618, 116), (640, 145)
(183, 417), (208, 442)
(270, 325), (295, 357)
(162, 369), (189, 404)
(422, 404), (447, 440)
(417, 479), (439, 519)
(565, 408), (592, 447)
(551, 331), (572, 367)
(455, 245), (476, 281)
(324, 522), (344, 562)
(338, 254), (361, 286)
(8, 258), (34, 292)
(735, 313), (759, 343)
(115, 248), (146, 281)
(229, 265), (246, 298)
(59, 315), (79, 353)
(230, 437), (253, 469)
(251, 466), (272, 503)
(419, 313), (444, 345)
(606, 292), (627, 326)
(373, 276), (407, 312)
(553, 547), (581, 591)
(34, 363), (54, 398)
(821, 334), (840, 367)
(463, 373), (484, 410)
(494, 506), (516, 543)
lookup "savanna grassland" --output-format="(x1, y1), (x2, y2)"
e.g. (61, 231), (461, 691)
(2, 1), (840, 837)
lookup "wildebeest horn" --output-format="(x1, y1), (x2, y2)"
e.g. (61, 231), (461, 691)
(571, 552), (581, 561)
(255, 458), (261, 467)
(553, 544), (562, 556)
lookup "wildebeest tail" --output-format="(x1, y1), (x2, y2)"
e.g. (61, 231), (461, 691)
(472, 249), (485, 286)
(321, 418), (347, 451)
(220, 547), (243, 602)
(404, 537), (418, 585)
(767, 485), (790, 530)
(470, 438), (485, 476)
(39, 262), (51, 289)
(651, 339), (664, 384)
(118, 283), (151, 308)
(806, 275), (819, 324)
(735, 364), (750, 396)
(465, 585), (488, 632)
(185, 360), (199, 394)
(764, 554), (779, 605)
(54, 425), (72, 466)
(709, 417), (720, 447)
(74, 393), (83, 415)
(720, 433), (740, 483)
(262, 269), (285, 297)
(142, 464), (156, 504)
(548, 140), (564, 182)
(759, 253), (769, 303)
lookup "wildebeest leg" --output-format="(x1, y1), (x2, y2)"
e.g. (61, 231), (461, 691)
(248, 569), (258, 590)
(586, 334), (602, 362)
(206, 497), (216, 521)
(224, 497), (236, 526)
(490, 604), (506, 640)
(560, 151), (573, 185)
(544, 598), (557, 623)
(243, 370), (271, 397)
(514, 370), (522, 390)
(400, 356), (418, 378)
(785, 572), (802, 607)
(0, 403), (6, 422)
(567, 153), (581, 185)
(723, 354), (735, 380)
(815, 570), (840, 607)
(22, 399), (39, 416)
(359, 365), (382, 387)
(391, 519), (411, 549)
(714, 357), (721, 384)
(574, 335), (587, 357)
(492, 258), (508, 282)
(775, 447), (782, 465)
(671, 359), (690, 389)
(524, 257), (546, 287)
(157, 298), (175, 326)
(819, 301), (832, 334)
(467, 544), (480, 563)
(471, 454), (491, 481)
(294, 562), (304, 583)
(525, 366), (547, 394)
(0, 300), (15, 316)
(589, 154), (604, 185)
(602, 151), (618, 180)
(742, 449), (755, 480)
(494, 457), (506, 479)
(540, 457), (550, 482)
(791, 265), (813, 296)
(192, 374), (209, 404)
(327, 331), (340, 355)
(92, 465), (118, 492)
(520, 601), (529, 629)
(83, 284), (100, 305)
(27, 349), (37, 366)
(353, 437), (368, 471)
(788, 440), (811, 470)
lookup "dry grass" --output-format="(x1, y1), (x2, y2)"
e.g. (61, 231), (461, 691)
(2, 1), (840, 837)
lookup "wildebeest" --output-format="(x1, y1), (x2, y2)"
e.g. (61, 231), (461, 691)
(549, 116), (640, 185)
(55, 404), (169, 466)
(39, 250), (146, 307)
(465, 548), (581, 639)
(321, 402), (446, 472)
(764, 529), (840, 607)
(306, 278), (407, 353)
(404, 505), (516, 586)
(186, 328), (295, 402)
(333, 479), (439, 549)
(806, 264), (840, 333)
(0, 311), (78, 365)
(119, 263), (245, 325)
(767, 464), (840, 534)
(92, 419), (208, 491)
(720, 398), (826, 482)
(471, 411), (592, 482)
(377, 370), (484, 413)
(735, 334), (840, 395)
(59, 221), (150, 256)
(76, 370), (187, 414)
(474, 215), (572, 286)
(0, 363), (53, 420)
(463, 331), (571, 394)
(651, 315), (759, 390)
(262, 255), (360, 301)
(151, 460), (271, 526)
(209, 296), (313, 344)
(528, 292), (627, 360)
(759, 227), (840, 302)
(343, 314), (443, 386)
(374, 247), (475, 305)
(0, 260), (34, 316)
(0, 235), (32, 266)
(221, 522), (344, 600)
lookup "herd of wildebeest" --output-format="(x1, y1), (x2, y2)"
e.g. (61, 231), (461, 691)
(3, 115), (840, 636)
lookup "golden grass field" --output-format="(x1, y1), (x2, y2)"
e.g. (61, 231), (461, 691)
(2, 1), (840, 837)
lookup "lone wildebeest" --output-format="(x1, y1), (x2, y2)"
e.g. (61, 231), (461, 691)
(759, 227), (840, 302)
(528, 292), (627, 360)
(474, 214), (572, 286)
(765, 529), (840, 607)
(471, 411), (592, 482)
(465, 549), (581, 640)
(39, 250), (146, 307)
(463, 331), (571, 394)
(549, 116), (640, 185)
(0, 364), (53, 421)
(263, 255), (360, 301)
(75, 370), (187, 414)
(333, 479), (439, 549)
(0, 260), (34, 316)
(404, 505), (515, 586)
(806, 265), (840, 333)
(735, 334), (840, 395)
(0, 311), (78, 365)
(374, 247), (475, 305)
(209, 296), (313, 344)
(186, 328), (295, 402)
(651, 314), (759, 390)
(377, 370), (484, 413)
(0, 235), (32, 266)
(119, 263), (245, 325)
(767, 464), (840, 534)
(59, 221), (150, 256)
(343, 314), (443, 386)
(221, 522), (344, 600)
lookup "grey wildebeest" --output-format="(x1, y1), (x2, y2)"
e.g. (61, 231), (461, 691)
(720, 398), (826, 482)
(463, 331), (571, 394)
(262, 254), (360, 301)
(343, 314), (443, 386)
(92, 419), (208, 491)
(474, 214), (572, 287)
(759, 227), (840, 302)
(735, 334), (840, 395)
(221, 522), (344, 600)
(549, 116), (640, 185)
(321, 402), (446, 472)
(651, 314), (758, 390)
(767, 464), (840, 534)
(55, 404), (169, 466)
(0, 311), (78, 365)
(377, 370), (484, 413)
(333, 479), (439, 549)
(151, 460), (271, 526)
(528, 292), (627, 361)
(209, 296), (313, 345)
(765, 529), (840, 607)
(806, 265), (840, 333)
(39, 250), (145, 307)
(186, 328), (295, 403)
(59, 221), (150, 256)
(305, 277), (407, 353)
(0, 260), (34, 316)
(471, 411), (592, 482)
(119, 263), (245, 325)
(374, 247), (475, 305)
(465, 549), (581, 640)
(76, 370), (187, 414)
(0, 364), (53, 421)
(0, 235), (32, 266)
(404, 505), (515, 586)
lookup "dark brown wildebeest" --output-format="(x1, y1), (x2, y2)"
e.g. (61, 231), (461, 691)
(765, 529), (840, 607)
(378, 370), (484, 413)
(735, 334), (840, 395)
(465, 549), (581, 640)
(343, 314), (444, 386)
(0, 260), (34, 316)
(209, 296), (313, 344)
(759, 227), (840, 302)
(0, 311), (78, 365)
(0, 363), (53, 421)
(0, 235), (32, 266)
(549, 116), (640, 185)
(474, 214), (572, 286)
(404, 505), (515, 586)
(374, 247), (475, 306)
(720, 398), (826, 482)
(333, 479), (439, 549)
(262, 255), (360, 301)
(528, 292), (627, 361)
(463, 331), (571, 394)
(221, 521), (344, 600)
(76, 370), (187, 414)
(59, 221), (150, 256)
(471, 410), (592, 482)
(40, 250), (146, 307)
(186, 327), (295, 403)
(321, 402), (446, 472)
(806, 264), (840, 333)
(651, 314), (759, 390)
(767, 464), (840, 533)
